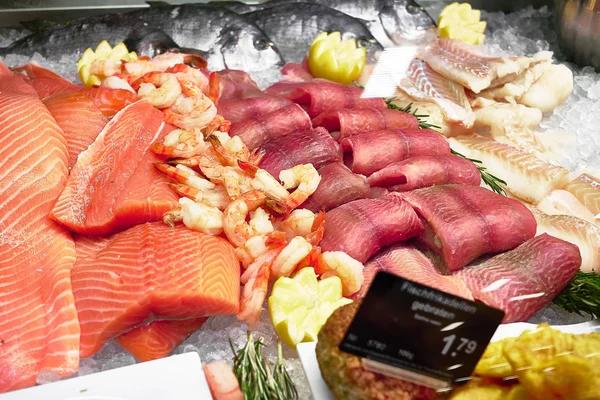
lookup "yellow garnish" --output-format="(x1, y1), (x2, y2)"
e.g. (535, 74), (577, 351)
(268, 267), (352, 349)
(76, 40), (138, 88)
(308, 32), (366, 86)
(438, 3), (487, 45)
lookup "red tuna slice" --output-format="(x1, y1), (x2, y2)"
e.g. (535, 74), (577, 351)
(354, 244), (473, 300)
(218, 95), (293, 124)
(13, 62), (77, 99)
(43, 91), (109, 170)
(312, 108), (419, 141)
(74, 234), (207, 362)
(258, 127), (342, 178)
(218, 69), (263, 100)
(281, 62), (313, 82)
(319, 196), (424, 263)
(341, 129), (450, 176)
(265, 79), (386, 118)
(302, 162), (370, 212)
(230, 103), (312, 150)
(0, 61), (80, 393)
(455, 234), (581, 322)
(72, 222), (240, 358)
(115, 319), (207, 362)
(398, 185), (537, 272)
(50, 100), (179, 235)
(367, 187), (390, 198)
(367, 155), (481, 191)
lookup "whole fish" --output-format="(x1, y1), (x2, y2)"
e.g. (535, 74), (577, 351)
(244, 3), (383, 63)
(212, 0), (436, 46)
(0, 4), (284, 86)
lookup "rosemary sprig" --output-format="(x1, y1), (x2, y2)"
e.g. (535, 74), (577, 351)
(230, 333), (298, 400)
(553, 271), (600, 318)
(387, 99), (508, 196)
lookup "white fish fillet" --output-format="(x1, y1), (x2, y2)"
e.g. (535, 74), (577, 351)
(388, 91), (454, 136)
(537, 190), (597, 225)
(479, 61), (550, 103)
(449, 134), (570, 203)
(519, 64), (574, 113)
(420, 38), (552, 93)
(530, 207), (600, 273)
(564, 173), (600, 217)
(398, 59), (475, 128)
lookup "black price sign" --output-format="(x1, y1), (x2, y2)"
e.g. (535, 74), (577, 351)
(339, 272), (504, 386)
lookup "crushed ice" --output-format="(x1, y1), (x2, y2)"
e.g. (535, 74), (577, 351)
(0, 6), (597, 399)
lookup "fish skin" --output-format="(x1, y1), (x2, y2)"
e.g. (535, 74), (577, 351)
(244, 3), (383, 63)
(456, 234), (581, 323)
(0, 4), (284, 85)
(72, 222), (240, 358)
(213, 0), (435, 46)
(0, 61), (80, 392)
(449, 134), (570, 204)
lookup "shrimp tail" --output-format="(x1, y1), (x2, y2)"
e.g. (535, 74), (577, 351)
(265, 231), (288, 248)
(184, 54), (208, 69)
(265, 197), (288, 218)
(307, 210), (326, 246)
(207, 134), (236, 166)
(249, 147), (266, 166)
(237, 160), (259, 176)
(168, 157), (199, 167)
(163, 208), (184, 228)
(208, 71), (221, 106)
(169, 183), (203, 202)
(237, 262), (270, 325)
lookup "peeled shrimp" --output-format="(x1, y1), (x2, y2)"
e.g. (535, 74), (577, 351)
(122, 59), (161, 79)
(223, 190), (271, 247)
(271, 236), (313, 279)
(249, 168), (291, 202)
(222, 166), (253, 199)
(166, 63), (210, 94)
(155, 163), (216, 191)
(165, 81), (217, 130)
(134, 72), (182, 108)
(279, 209), (316, 240)
(179, 197), (223, 235)
(170, 183), (230, 211)
(89, 59), (121, 77)
(319, 251), (365, 297)
(207, 133), (250, 167)
(279, 164), (321, 210)
(151, 128), (206, 158)
(203, 361), (243, 400)
(101, 76), (135, 93)
(237, 258), (271, 325)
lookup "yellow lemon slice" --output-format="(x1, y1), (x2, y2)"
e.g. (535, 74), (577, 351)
(76, 40), (138, 87)
(268, 267), (353, 349)
(438, 2), (486, 45)
(308, 31), (366, 86)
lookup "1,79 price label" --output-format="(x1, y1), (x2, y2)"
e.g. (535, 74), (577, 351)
(340, 272), (504, 385)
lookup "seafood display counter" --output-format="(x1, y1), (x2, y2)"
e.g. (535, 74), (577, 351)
(0, 1), (599, 399)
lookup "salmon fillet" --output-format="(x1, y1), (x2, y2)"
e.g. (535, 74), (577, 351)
(72, 222), (240, 358)
(43, 91), (109, 170)
(74, 234), (208, 362)
(50, 101), (179, 235)
(0, 61), (80, 392)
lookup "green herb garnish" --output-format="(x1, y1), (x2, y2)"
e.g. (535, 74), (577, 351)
(554, 271), (600, 318)
(230, 333), (298, 400)
(387, 99), (508, 196)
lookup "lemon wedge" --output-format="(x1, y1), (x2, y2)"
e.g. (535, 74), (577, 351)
(76, 40), (138, 88)
(268, 267), (352, 349)
(308, 31), (366, 86)
(438, 2), (486, 45)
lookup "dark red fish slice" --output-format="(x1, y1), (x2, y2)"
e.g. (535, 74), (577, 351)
(455, 234), (581, 322)
(319, 196), (424, 263)
(312, 108), (419, 141)
(367, 154), (481, 191)
(398, 185), (537, 272)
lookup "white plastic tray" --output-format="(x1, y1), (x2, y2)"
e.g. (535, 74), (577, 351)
(0, 352), (213, 400)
